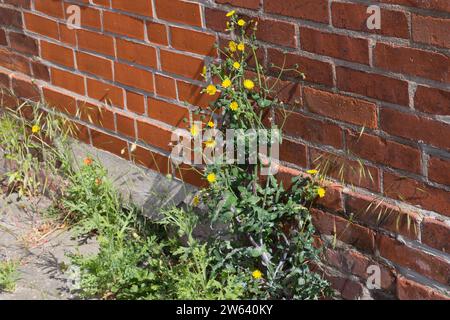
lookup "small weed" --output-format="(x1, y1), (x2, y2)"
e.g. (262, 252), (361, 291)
(0, 260), (19, 293)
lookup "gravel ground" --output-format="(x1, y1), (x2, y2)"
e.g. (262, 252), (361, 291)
(0, 192), (97, 300)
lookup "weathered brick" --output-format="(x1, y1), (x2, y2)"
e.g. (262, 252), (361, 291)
(300, 27), (369, 64)
(375, 43), (450, 83)
(147, 97), (189, 128)
(336, 67), (409, 105)
(91, 129), (129, 159)
(103, 11), (145, 40)
(111, 0), (153, 17)
(116, 113), (135, 138)
(24, 13), (58, 39)
(154, 0), (202, 27)
(43, 87), (77, 116)
(428, 156), (450, 186)
(137, 120), (173, 152)
(332, 2), (409, 39)
(346, 130), (422, 174)
(77, 30), (115, 57)
(170, 27), (217, 56)
(155, 74), (177, 100)
(381, 108), (450, 151)
(264, 0), (329, 24)
(414, 86), (450, 116)
(421, 217), (450, 253)
(215, 0), (260, 10)
(304, 87), (377, 128)
(378, 235), (450, 285)
(86, 78), (124, 108)
(114, 62), (154, 93)
(384, 172), (450, 217)
(51, 68), (85, 95)
(160, 50), (204, 81)
(412, 14), (450, 49)
(345, 192), (420, 240)
(397, 276), (449, 300)
(77, 52), (113, 80)
(116, 38), (157, 68)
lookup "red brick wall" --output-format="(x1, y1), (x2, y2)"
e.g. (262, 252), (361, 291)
(0, 0), (449, 300)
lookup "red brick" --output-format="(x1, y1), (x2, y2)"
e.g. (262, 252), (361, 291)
(24, 13), (58, 39)
(336, 66), (409, 105)
(177, 81), (218, 109)
(267, 48), (334, 87)
(116, 113), (135, 138)
(265, 77), (302, 106)
(277, 110), (343, 149)
(301, 27), (369, 64)
(114, 62), (154, 93)
(215, 0), (260, 10)
(345, 192), (420, 240)
(380, 108), (450, 151)
(332, 2), (409, 39)
(43, 87), (77, 116)
(155, 74), (177, 99)
(146, 21), (168, 45)
(0, 48), (30, 75)
(160, 50), (204, 81)
(116, 38), (157, 68)
(414, 86), (450, 116)
(64, 3), (101, 29)
(375, 43), (450, 83)
(311, 208), (376, 253)
(34, 0), (63, 18)
(91, 129), (129, 159)
(384, 172), (450, 217)
(137, 120), (173, 152)
(79, 101), (115, 131)
(147, 97), (189, 128)
(397, 276), (450, 300)
(41, 41), (74, 68)
(71, 122), (90, 144)
(154, 0), (201, 27)
(378, 235), (450, 285)
(279, 138), (308, 168)
(8, 32), (38, 55)
(422, 217), (450, 253)
(31, 62), (50, 81)
(324, 249), (395, 290)
(428, 156), (450, 186)
(205, 8), (228, 32)
(374, 0), (450, 14)
(0, 6), (23, 29)
(77, 30), (115, 56)
(131, 146), (170, 175)
(311, 149), (380, 192)
(264, 0), (329, 24)
(256, 18), (297, 48)
(413, 14), (450, 49)
(111, 0), (153, 17)
(51, 68), (85, 95)
(76, 52), (113, 80)
(0, 30), (6, 46)
(86, 78), (124, 108)
(170, 27), (217, 56)
(304, 87), (377, 128)
(126, 91), (145, 115)
(103, 11), (145, 40)
(11, 75), (39, 101)
(346, 130), (422, 174)
(59, 23), (77, 46)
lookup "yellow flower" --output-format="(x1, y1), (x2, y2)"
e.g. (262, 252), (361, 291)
(190, 125), (200, 137)
(222, 78), (232, 88)
(207, 120), (215, 128)
(317, 187), (326, 198)
(229, 41), (237, 52)
(252, 270), (263, 279)
(207, 173), (217, 184)
(307, 169), (318, 175)
(201, 65), (207, 77)
(192, 195), (200, 207)
(237, 42), (245, 51)
(226, 10), (236, 17)
(233, 61), (241, 70)
(31, 125), (40, 133)
(244, 79), (255, 90)
(204, 139), (217, 148)
(238, 19), (246, 26)
(229, 101), (239, 111)
(205, 84), (217, 95)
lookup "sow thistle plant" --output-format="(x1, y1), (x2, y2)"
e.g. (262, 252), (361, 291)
(181, 11), (332, 299)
